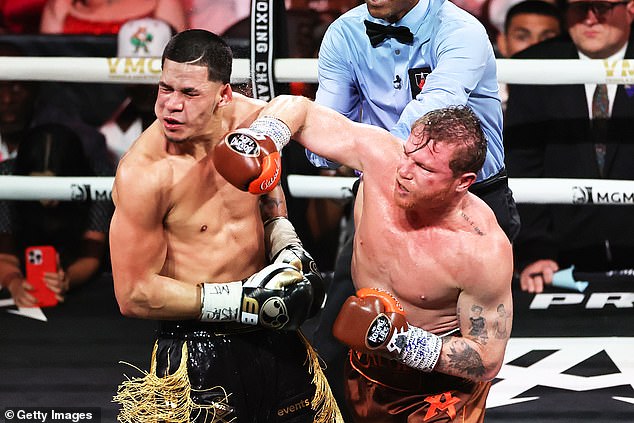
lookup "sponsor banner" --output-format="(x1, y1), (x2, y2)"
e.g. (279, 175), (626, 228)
(105, 57), (162, 82)
(250, 0), (275, 101)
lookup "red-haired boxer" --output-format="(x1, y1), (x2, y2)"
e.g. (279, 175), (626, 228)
(221, 98), (514, 422)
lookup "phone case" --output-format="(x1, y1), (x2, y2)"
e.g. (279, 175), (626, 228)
(25, 246), (58, 307)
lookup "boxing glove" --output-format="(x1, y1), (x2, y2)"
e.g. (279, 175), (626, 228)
(333, 288), (443, 372)
(273, 244), (326, 319)
(199, 263), (314, 330)
(265, 217), (326, 318)
(214, 116), (291, 194)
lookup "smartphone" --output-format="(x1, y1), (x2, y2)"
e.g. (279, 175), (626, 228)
(25, 246), (59, 307)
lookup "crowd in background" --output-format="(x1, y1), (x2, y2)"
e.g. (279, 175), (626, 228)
(0, 0), (632, 300)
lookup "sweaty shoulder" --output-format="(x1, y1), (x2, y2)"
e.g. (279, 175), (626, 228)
(112, 122), (171, 207)
(470, 194), (512, 261)
(227, 93), (267, 129)
(448, 197), (512, 297)
(355, 124), (401, 174)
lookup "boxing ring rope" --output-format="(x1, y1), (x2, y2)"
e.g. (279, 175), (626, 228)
(1, 56), (634, 203)
(2, 175), (634, 205)
(1, 57), (634, 84)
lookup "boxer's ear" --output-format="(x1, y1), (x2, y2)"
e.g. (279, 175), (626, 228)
(456, 172), (476, 192)
(217, 83), (233, 108)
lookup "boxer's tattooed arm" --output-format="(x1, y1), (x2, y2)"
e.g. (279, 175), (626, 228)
(441, 338), (486, 378)
(493, 303), (510, 340)
(259, 186), (287, 222)
(468, 304), (488, 344)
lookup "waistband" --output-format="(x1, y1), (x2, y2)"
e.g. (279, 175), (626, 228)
(349, 350), (476, 393)
(470, 168), (508, 196)
(158, 320), (262, 339)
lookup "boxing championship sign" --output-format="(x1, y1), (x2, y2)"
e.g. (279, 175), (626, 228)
(251, 0), (275, 101)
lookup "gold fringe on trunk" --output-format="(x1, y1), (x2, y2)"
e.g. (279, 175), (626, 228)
(114, 332), (343, 422)
(113, 342), (234, 423)
(298, 330), (344, 423)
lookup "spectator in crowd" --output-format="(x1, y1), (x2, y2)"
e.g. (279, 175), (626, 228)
(180, 0), (250, 35)
(497, 0), (563, 57)
(484, 0), (564, 42)
(306, 0), (519, 416)
(40, 0), (186, 35)
(0, 123), (113, 307)
(505, 0), (634, 293)
(0, 43), (39, 162)
(0, 0), (48, 33)
(0, 40), (110, 173)
(100, 17), (172, 164)
(496, 0), (563, 110)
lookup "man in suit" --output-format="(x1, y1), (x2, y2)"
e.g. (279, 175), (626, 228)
(505, 0), (634, 293)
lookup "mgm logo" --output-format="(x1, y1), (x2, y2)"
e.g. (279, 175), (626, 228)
(572, 186), (634, 204)
(70, 184), (111, 202)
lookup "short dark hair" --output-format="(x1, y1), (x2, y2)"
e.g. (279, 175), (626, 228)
(162, 29), (233, 84)
(504, 0), (563, 33)
(411, 106), (487, 176)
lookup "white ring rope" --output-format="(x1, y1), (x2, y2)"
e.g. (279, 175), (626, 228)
(288, 176), (634, 205)
(0, 57), (633, 85)
(1, 56), (632, 204)
(0, 176), (113, 201)
(1, 175), (634, 206)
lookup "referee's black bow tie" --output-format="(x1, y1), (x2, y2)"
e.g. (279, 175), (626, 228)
(364, 20), (413, 47)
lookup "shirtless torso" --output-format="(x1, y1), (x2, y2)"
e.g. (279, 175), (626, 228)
(257, 95), (514, 382)
(110, 79), (270, 319)
(353, 156), (509, 334)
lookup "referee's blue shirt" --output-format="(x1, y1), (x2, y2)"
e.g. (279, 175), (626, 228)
(309, 0), (504, 182)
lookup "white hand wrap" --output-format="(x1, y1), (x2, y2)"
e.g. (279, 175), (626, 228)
(249, 116), (292, 151)
(398, 325), (443, 372)
(264, 217), (302, 262)
(199, 281), (243, 322)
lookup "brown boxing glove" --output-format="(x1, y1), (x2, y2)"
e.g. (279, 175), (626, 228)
(213, 117), (291, 195)
(333, 288), (409, 359)
(213, 128), (281, 194)
(334, 288), (444, 372)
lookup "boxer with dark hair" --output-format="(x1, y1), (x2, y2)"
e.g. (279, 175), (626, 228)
(220, 98), (514, 422)
(109, 29), (337, 422)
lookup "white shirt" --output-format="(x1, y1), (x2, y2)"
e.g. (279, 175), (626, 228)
(0, 135), (17, 162)
(579, 43), (627, 118)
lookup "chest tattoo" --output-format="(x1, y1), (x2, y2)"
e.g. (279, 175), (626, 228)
(460, 211), (484, 236)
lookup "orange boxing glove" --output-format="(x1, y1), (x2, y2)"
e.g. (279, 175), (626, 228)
(333, 288), (443, 372)
(213, 117), (291, 194)
(333, 288), (408, 356)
